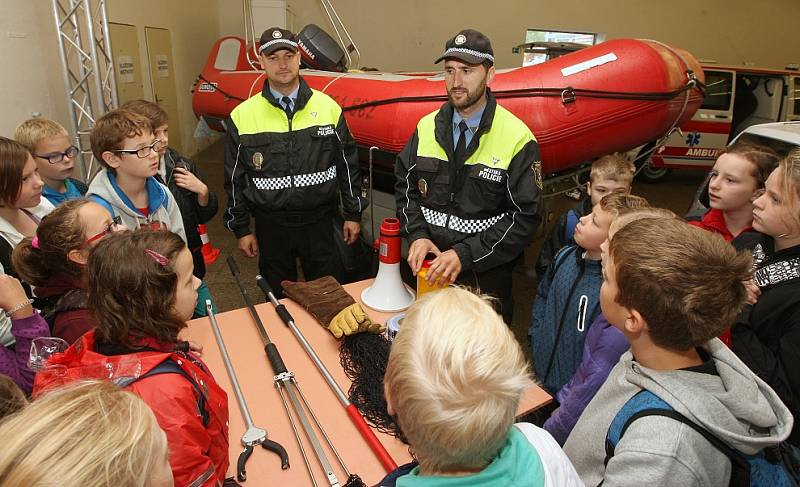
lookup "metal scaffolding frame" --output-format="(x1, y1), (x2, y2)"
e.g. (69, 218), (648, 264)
(51, 0), (118, 181)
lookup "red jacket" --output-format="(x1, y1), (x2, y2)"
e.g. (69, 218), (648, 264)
(688, 208), (753, 243)
(689, 209), (752, 346)
(34, 331), (230, 487)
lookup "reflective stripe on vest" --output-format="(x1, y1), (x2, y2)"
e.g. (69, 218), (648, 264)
(415, 104), (535, 170)
(230, 89), (342, 135)
(252, 166), (337, 191)
(414, 104), (534, 233)
(421, 206), (507, 234)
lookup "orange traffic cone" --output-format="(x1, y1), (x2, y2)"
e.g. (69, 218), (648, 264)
(199, 224), (221, 264)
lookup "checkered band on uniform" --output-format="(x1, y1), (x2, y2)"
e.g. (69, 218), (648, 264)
(252, 166), (337, 191)
(294, 166), (337, 187)
(442, 47), (495, 62)
(253, 175), (292, 190)
(421, 206), (506, 234)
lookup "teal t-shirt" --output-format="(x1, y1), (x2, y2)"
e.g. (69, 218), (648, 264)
(43, 179), (85, 206)
(396, 428), (546, 487)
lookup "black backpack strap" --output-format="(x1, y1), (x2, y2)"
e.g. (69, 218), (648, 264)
(612, 408), (751, 487)
(116, 359), (210, 427)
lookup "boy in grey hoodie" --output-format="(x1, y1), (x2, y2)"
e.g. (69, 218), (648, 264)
(86, 109), (186, 242)
(564, 217), (793, 486)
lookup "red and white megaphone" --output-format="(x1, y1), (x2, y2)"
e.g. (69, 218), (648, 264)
(361, 218), (415, 312)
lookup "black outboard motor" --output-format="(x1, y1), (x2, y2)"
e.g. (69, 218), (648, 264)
(296, 24), (348, 72)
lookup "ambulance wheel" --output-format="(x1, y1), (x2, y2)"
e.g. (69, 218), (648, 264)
(637, 160), (671, 183)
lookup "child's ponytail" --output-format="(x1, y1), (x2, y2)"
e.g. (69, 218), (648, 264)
(12, 199), (89, 286)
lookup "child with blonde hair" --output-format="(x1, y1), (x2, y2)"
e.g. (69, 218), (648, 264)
(0, 379), (173, 486)
(15, 117), (86, 205)
(544, 207), (677, 444)
(732, 150), (800, 445)
(535, 153), (635, 278)
(380, 287), (581, 486)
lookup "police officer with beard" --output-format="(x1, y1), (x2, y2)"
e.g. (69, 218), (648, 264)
(224, 27), (366, 296)
(395, 29), (543, 323)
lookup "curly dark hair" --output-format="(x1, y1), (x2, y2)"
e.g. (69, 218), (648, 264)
(87, 230), (186, 347)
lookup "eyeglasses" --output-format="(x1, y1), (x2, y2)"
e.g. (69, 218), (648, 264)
(84, 215), (122, 246)
(34, 145), (79, 164)
(113, 139), (166, 159)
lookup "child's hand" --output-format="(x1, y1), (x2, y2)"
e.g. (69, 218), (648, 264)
(744, 279), (761, 305)
(173, 167), (209, 199)
(0, 274), (32, 319)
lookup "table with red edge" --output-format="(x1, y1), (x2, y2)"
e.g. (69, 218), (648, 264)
(183, 279), (552, 486)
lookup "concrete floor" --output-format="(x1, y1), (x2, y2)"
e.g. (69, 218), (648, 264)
(193, 138), (707, 355)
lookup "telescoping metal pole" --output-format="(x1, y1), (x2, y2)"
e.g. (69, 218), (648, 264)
(205, 301), (289, 481)
(228, 257), (361, 487)
(255, 274), (398, 473)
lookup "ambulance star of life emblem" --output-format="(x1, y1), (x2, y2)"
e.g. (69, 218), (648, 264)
(252, 151), (264, 170)
(418, 178), (428, 198)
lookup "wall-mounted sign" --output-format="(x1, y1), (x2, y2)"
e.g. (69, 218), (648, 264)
(156, 54), (169, 78)
(118, 55), (135, 83)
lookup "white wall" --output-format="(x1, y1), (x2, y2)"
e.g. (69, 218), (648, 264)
(287, 0), (800, 72)
(0, 1), (69, 138)
(106, 0), (223, 156)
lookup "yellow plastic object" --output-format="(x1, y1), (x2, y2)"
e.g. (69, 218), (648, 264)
(416, 263), (447, 298)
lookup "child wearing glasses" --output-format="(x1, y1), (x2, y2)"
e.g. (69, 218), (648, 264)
(13, 199), (123, 343)
(15, 118), (87, 206)
(122, 99), (219, 317)
(86, 109), (186, 242)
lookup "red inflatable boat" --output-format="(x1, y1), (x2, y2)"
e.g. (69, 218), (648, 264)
(192, 36), (704, 175)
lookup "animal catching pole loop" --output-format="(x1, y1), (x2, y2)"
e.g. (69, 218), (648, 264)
(205, 301), (289, 481)
(255, 274), (399, 473)
(227, 257), (369, 487)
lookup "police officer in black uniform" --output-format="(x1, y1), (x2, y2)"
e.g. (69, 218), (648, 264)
(224, 27), (366, 295)
(395, 29), (543, 323)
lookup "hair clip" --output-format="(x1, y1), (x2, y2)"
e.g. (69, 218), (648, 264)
(144, 249), (169, 266)
(31, 235), (40, 249)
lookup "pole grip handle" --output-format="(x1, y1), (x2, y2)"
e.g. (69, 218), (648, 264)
(265, 343), (287, 375)
(275, 304), (294, 328)
(256, 274), (274, 296)
(345, 404), (398, 472)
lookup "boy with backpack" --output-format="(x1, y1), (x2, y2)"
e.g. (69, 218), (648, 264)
(529, 192), (647, 394)
(563, 217), (795, 487)
(534, 153), (634, 280)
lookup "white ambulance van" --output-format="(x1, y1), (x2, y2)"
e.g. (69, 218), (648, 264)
(638, 65), (800, 181)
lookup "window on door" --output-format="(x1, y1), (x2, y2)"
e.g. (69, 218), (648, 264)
(520, 29), (604, 66)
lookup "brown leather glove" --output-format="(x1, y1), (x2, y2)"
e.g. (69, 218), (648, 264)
(281, 277), (385, 338)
